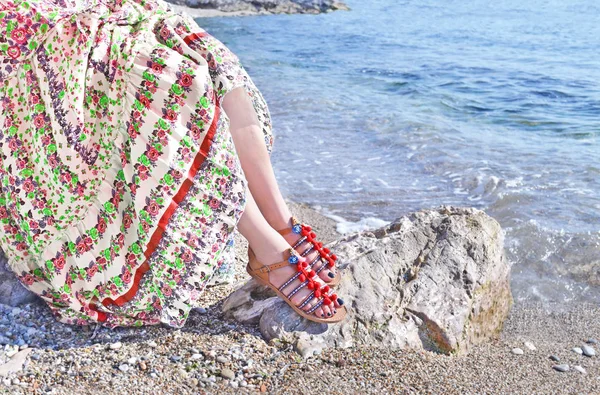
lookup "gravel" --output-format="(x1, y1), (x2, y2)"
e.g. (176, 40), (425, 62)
(0, 202), (598, 393)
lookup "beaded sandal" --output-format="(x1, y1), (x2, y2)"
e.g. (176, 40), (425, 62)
(246, 247), (347, 324)
(277, 217), (341, 286)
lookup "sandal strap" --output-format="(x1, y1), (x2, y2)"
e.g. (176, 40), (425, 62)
(276, 216), (301, 236)
(286, 280), (309, 299)
(247, 260), (290, 276)
(298, 291), (315, 309)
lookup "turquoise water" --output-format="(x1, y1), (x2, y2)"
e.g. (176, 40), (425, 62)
(197, 0), (600, 304)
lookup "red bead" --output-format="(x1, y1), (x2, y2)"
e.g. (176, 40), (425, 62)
(328, 260), (335, 268)
(322, 285), (330, 293)
(297, 265), (304, 273)
(323, 248), (330, 254)
(310, 232), (316, 239)
(301, 261), (308, 269)
(299, 274), (306, 282)
(331, 254), (338, 261)
(331, 294), (337, 301)
(323, 297), (332, 306)
(307, 281), (314, 290)
(301, 229), (309, 237)
(303, 225), (312, 232)
(317, 242), (323, 248)
(308, 270), (316, 278)
(314, 290), (321, 299)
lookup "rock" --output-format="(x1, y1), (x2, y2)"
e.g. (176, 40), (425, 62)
(553, 364), (569, 372)
(190, 354), (203, 361)
(582, 345), (596, 357)
(0, 349), (32, 377)
(147, 341), (158, 348)
(587, 338), (598, 344)
(223, 207), (512, 355)
(127, 357), (137, 365)
(549, 355), (560, 362)
(524, 341), (536, 351)
(230, 380), (239, 388)
(216, 356), (228, 364)
(118, 364), (130, 372)
(109, 342), (122, 350)
(170, 355), (182, 362)
(0, 250), (37, 306)
(512, 348), (524, 355)
(194, 307), (208, 315)
(573, 347), (583, 355)
(166, 0), (350, 15)
(574, 365), (586, 374)
(220, 368), (235, 380)
(139, 361), (147, 371)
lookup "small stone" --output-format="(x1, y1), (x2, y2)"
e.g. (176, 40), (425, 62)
(260, 384), (267, 392)
(189, 378), (199, 387)
(127, 357), (137, 365)
(230, 380), (239, 389)
(194, 307), (207, 315)
(147, 341), (157, 348)
(582, 345), (596, 357)
(586, 338), (598, 345)
(5, 349), (18, 358)
(109, 342), (122, 350)
(2, 378), (10, 386)
(216, 356), (228, 364)
(553, 364), (569, 372)
(150, 372), (158, 379)
(511, 348), (524, 355)
(190, 354), (203, 361)
(524, 341), (536, 351)
(170, 355), (182, 362)
(118, 364), (130, 373)
(240, 380), (248, 387)
(549, 355), (560, 362)
(574, 366), (587, 374)
(139, 361), (147, 371)
(220, 368), (235, 380)
(572, 347), (583, 355)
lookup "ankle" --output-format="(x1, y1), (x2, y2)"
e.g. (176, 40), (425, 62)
(248, 229), (291, 265)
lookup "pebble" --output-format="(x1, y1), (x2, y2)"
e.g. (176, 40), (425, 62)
(524, 341), (536, 351)
(194, 307), (207, 315)
(553, 364), (569, 372)
(118, 364), (130, 372)
(582, 345), (596, 357)
(216, 356), (228, 364)
(150, 372), (158, 379)
(549, 355), (560, 362)
(511, 348), (524, 355)
(5, 349), (18, 358)
(220, 368), (235, 380)
(230, 380), (239, 388)
(139, 361), (147, 371)
(109, 342), (122, 350)
(2, 378), (10, 387)
(170, 355), (182, 362)
(240, 380), (248, 387)
(572, 347), (583, 355)
(574, 366), (586, 374)
(127, 357), (137, 365)
(190, 354), (203, 361)
(147, 341), (158, 348)
(586, 338), (598, 345)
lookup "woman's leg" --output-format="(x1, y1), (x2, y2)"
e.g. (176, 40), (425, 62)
(237, 191), (342, 318)
(223, 87), (336, 282)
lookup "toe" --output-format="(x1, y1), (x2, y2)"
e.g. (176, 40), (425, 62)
(321, 304), (333, 317)
(314, 306), (326, 318)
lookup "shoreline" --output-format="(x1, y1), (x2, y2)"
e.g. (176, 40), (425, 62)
(166, 1), (350, 19)
(0, 202), (598, 393)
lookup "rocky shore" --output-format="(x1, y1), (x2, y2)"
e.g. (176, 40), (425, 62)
(164, 0), (350, 17)
(0, 203), (598, 393)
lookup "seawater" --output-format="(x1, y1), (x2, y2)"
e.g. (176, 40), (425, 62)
(196, 0), (600, 305)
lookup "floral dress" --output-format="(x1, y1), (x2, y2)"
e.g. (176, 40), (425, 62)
(0, 0), (274, 328)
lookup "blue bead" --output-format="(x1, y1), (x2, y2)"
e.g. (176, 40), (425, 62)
(288, 256), (299, 265)
(292, 224), (302, 234)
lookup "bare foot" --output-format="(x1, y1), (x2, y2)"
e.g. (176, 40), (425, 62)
(280, 221), (337, 284)
(251, 245), (344, 319)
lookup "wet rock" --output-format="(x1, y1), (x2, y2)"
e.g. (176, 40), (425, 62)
(223, 206), (512, 356)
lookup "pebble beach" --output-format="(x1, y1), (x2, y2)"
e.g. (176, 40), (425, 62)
(0, 203), (598, 394)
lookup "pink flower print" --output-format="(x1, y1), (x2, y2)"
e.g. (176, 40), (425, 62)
(30, 95), (39, 104)
(165, 109), (177, 121)
(97, 218), (107, 234)
(147, 147), (160, 161)
(22, 273), (35, 286)
(162, 285), (172, 297)
(7, 46), (21, 59)
(54, 255), (66, 270)
(138, 164), (149, 181)
(123, 214), (132, 229)
(88, 264), (98, 278)
(33, 114), (45, 128)
(122, 270), (132, 284)
(77, 240), (88, 254)
(180, 73), (193, 87)
(22, 179), (34, 193)
(181, 249), (192, 263)
(147, 200), (160, 216)
(8, 138), (18, 151)
(209, 198), (220, 209)
(152, 62), (163, 74)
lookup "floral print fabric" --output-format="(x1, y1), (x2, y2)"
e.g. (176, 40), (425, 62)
(0, 0), (273, 328)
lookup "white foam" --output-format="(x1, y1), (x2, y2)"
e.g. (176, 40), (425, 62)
(335, 217), (391, 235)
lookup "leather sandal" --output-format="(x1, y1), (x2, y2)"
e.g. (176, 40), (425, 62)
(246, 247), (347, 324)
(277, 217), (341, 286)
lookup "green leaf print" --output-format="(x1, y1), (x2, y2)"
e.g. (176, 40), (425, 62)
(104, 201), (115, 214)
(40, 23), (48, 34)
(175, 257), (184, 269)
(89, 228), (99, 240)
(104, 248), (111, 260)
(113, 276), (123, 287)
(158, 118), (169, 130)
(131, 243), (141, 255)
(163, 173), (173, 186)
(143, 71), (155, 82)
(171, 84), (183, 95)
(203, 203), (212, 216)
(139, 154), (150, 166)
(68, 242), (76, 254)
(200, 96), (209, 108)
(47, 144), (56, 153)
(8, 126), (16, 136)
(45, 260), (54, 271)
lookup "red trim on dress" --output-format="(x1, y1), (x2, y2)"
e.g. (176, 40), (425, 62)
(91, 59), (222, 321)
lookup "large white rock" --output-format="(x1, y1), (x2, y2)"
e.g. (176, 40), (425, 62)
(223, 206), (513, 357)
